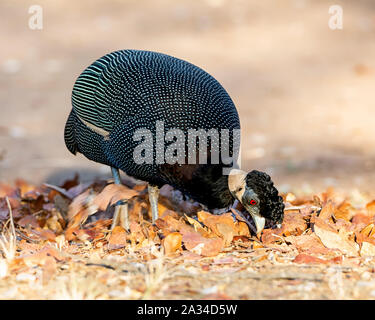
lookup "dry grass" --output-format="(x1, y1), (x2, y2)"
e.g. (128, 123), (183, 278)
(0, 197), (17, 262)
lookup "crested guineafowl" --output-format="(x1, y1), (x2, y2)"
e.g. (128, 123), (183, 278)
(64, 50), (284, 234)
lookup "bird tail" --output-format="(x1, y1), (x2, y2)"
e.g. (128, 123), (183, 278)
(64, 109), (79, 155)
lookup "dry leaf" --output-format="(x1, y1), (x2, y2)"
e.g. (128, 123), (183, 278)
(352, 213), (373, 228)
(285, 234), (333, 255)
(184, 214), (211, 237)
(293, 253), (329, 264)
(293, 253), (342, 265)
(197, 210), (250, 240)
(314, 222), (359, 256)
(162, 232), (182, 254)
(320, 187), (336, 205)
(17, 215), (39, 228)
(156, 212), (195, 235)
(216, 223), (234, 246)
(108, 226), (127, 250)
(31, 228), (56, 242)
(93, 184), (138, 210)
(334, 201), (355, 222)
(319, 200), (335, 221)
(252, 241), (264, 249)
(360, 224), (375, 237)
(182, 232), (224, 257)
(261, 228), (283, 245)
(67, 189), (97, 221)
(278, 211), (308, 236)
(15, 179), (36, 198)
(45, 214), (64, 234)
(129, 221), (145, 244)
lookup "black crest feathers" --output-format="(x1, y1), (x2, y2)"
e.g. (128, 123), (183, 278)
(245, 170), (284, 224)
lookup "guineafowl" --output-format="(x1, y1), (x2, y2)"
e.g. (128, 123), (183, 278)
(64, 50), (284, 234)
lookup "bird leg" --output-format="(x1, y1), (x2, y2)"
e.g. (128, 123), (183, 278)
(110, 167), (129, 231)
(148, 184), (159, 223)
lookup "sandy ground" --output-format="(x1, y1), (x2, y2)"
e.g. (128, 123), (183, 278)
(1, 0), (375, 300)
(2, 246), (375, 300)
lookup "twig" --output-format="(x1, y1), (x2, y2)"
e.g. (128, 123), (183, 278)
(284, 205), (321, 211)
(85, 263), (115, 270)
(15, 229), (38, 243)
(5, 197), (16, 240)
(43, 183), (73, 200)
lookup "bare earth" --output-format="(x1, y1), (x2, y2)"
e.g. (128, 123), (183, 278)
(1, 0), (375, 300)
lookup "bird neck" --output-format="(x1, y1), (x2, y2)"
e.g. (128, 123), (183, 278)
(193, 165), (235, 210)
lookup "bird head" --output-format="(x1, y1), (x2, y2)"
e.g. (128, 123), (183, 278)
(228, 169), (284, 235)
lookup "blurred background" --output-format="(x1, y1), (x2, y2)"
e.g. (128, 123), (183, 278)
(0, 0), (374, 194)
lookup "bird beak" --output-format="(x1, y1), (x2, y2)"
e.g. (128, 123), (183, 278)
(249, 211), (266, 236)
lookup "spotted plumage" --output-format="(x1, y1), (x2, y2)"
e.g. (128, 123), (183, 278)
(64, 49), (284, 232)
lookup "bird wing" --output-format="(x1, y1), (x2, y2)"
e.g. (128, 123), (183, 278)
(64, 109), (79, 155)
(71, 50), (128, 134)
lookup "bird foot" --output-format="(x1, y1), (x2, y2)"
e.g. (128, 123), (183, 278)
(148, 184), (160, 223)
(110, 200), (129, 232)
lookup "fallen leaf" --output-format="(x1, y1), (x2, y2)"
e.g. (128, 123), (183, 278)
(261, 228), (283, 245)
(360, 224), (375, 237)
(319, 200), (335, 221)
(334, 201), (355, 222)
(216, 223), (234, 246)
(293, 253), (342, 265)
(162, 232), (182, 254)
(129, 221), (145, 244)
(320, 187), (336, 205)
(93, 184), (139, 211)
(108, 226), (127, 250)
(156, 212), (195, 235)
(314, 221), (359, 256)
(252, 241), (264, 249)
(352, 213), (373, 229)
(293, 253), (329, 264)
(197, 210), (250, 240)
(182, 232), (224, 257)
(17, 215), (39, 228)
(0, 183), (16, 198)
(184, 215), (211, 237)
(67, 189), (97, 221)
(30, 228), (56, 242)
(278, 211), (308, 237)
(60, 174), (80, 190)
(45, 214), (64, 234)
(232, 235), (251, 243)
(15, 179), (36, 198)
(285, 234), (333, 255)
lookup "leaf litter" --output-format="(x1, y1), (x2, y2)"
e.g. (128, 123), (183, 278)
(1, 177), (375, 299)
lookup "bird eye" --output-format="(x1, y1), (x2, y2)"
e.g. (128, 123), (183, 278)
(250, 200), (257, 205)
